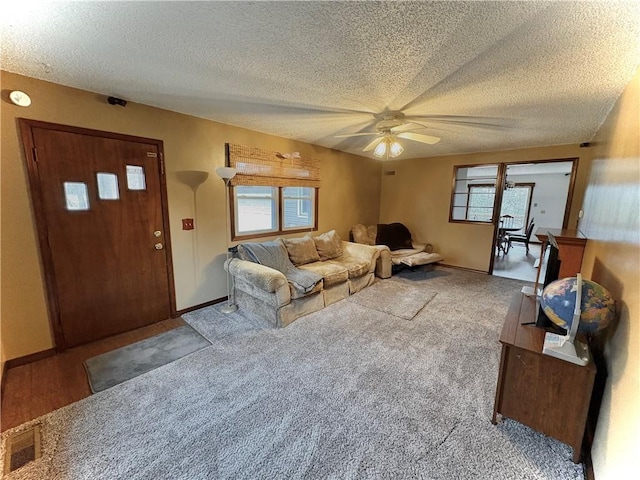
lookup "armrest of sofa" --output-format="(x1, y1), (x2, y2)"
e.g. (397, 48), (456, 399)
(225, 258), (287, 293)
(411, 242), (427, 252)
(341, 241), (380, 273)
(373, 245), (392, 279)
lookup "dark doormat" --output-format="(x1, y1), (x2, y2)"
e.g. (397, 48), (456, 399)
(84, 324), (211, 393)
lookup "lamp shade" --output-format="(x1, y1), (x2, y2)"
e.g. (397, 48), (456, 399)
(215, 166), (237, 180)
(389, 141), (403, 157)
(373, 141), (387, 158)
(176, 170), (209, 190)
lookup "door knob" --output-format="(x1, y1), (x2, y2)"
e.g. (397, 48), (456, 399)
(155, 243), (164, 250)
(153, 230), (162, 237)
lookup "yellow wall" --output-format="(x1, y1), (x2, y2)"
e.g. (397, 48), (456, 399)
(379, 145), (592, 271)
(579, 69), (639, 479)
(0, 71), (382, 361)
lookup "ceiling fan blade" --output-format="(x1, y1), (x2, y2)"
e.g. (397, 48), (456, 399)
(393, 121), (431, 132)
(397, 132), (441, 145)
(405, 114), (515, 129)
(335, 132), (380, 138)
(363, 136), (384, 152)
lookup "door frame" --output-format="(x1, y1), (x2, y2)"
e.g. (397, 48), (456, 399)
(19, 119), (177, 351)
(488, 157), (578, 275)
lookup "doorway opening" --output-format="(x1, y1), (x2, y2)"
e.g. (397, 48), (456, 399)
(491, 159), (577, 283)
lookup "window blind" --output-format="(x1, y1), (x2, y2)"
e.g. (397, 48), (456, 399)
(226, 144), (320, 188)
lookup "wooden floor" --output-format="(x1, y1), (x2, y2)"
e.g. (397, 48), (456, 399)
(493, 242), (547, 283)
(1, 317), (185, 432)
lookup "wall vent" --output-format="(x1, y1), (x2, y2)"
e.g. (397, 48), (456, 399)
(384, 170), (396, 176)
(3, 425), (41, 473)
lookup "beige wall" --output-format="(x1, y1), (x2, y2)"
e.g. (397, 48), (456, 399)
(0, 71), (382, 361)
(379, 144), (592, 271)
(579, 69), (639, 479)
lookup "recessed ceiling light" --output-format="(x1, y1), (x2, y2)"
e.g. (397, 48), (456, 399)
(9, 90), (31, 107)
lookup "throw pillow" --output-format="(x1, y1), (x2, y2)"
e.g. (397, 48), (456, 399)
(351, 224), (372, 245)
(376, 223), (413, 251)
(283, 236), (321, 266)
(313, 230), (343, 261)
(366, 225), (377, 245)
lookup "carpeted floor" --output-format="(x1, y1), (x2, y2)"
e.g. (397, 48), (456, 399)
(0, 266), (584, 479)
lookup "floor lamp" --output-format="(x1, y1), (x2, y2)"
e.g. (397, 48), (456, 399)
(215, 166), (238, 314)
(176, 170), (209, 285)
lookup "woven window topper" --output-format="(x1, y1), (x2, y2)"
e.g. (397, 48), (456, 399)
(226, 144), (320, 188)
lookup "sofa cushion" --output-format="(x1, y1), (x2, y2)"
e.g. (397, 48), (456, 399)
(313, 230), (343, 261)
(298, 261), (348, 287)
(327, 257), (369, 279)
(283, 236), (320, 266)
(376, 223), (413, 251)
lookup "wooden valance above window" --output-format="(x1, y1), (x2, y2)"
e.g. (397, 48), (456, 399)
(226, 143), (320, 188)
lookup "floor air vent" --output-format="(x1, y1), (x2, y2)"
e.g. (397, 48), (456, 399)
(4, 425), (41, 473)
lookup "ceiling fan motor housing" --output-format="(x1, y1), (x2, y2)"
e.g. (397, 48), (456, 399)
(375, 111), (405, 132)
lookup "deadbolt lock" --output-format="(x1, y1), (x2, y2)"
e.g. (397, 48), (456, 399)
(155, 243), (164, 250)
(153, 230), (162, 237)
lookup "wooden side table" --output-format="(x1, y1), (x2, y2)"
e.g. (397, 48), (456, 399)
(492, 293), (596, 463)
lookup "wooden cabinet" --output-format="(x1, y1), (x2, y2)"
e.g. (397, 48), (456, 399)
(492, 294), (596, 463)
(535, 228), (587, 278)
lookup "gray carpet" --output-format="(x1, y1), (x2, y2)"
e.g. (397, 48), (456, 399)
(84, 325), (211, 392)
(1, 267), (584, 480)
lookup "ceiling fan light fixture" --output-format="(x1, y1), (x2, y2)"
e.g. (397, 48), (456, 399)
(389, 140), (403, 158)
(373, 141), (387, 158)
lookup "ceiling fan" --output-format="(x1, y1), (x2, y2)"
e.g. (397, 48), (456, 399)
(336, 111), (441, 159)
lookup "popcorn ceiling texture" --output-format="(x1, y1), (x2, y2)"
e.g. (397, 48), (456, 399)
(1, 1), (639, 158)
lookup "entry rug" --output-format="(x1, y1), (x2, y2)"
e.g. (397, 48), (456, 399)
(84, 325), (211, 393)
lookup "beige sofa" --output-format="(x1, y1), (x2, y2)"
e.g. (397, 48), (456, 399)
(225, 231), (380, 328)
(351, 223), (443, 278)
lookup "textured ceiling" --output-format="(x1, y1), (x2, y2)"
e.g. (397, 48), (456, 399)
(2, 1), (639, 159)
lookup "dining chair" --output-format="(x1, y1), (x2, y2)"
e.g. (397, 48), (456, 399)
(509, 217), (535, 253)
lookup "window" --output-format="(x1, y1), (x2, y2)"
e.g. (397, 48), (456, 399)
(96, 173), (120, 200)
(126, 165), (146, 190)
(450, 164), (499, 223)
(63, 182), (90, 211)
(500, 183), (534, 231)
(467, 184), (496, 222)
(232, 186), (318, 239)
(283, 187), (314, 230)
(234, 186), (278, 236)
(226, 144), (321, 239)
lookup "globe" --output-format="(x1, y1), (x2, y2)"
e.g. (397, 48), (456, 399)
(540, 277), (615, 334)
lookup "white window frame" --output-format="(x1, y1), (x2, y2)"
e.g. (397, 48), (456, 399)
(231, 186), (318, 240)
(282, 187), (315, 231)
(233, 186), (279, 237)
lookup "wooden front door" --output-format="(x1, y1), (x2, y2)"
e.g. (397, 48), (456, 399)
(20, 120), (175, 349)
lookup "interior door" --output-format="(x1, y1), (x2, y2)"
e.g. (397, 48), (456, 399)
(20, 120), (175, 349)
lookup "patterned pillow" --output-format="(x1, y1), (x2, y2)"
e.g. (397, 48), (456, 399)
(313, 230), (343, 261)
(283, 236), (320, 266)
(351, 224), (373, 245)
